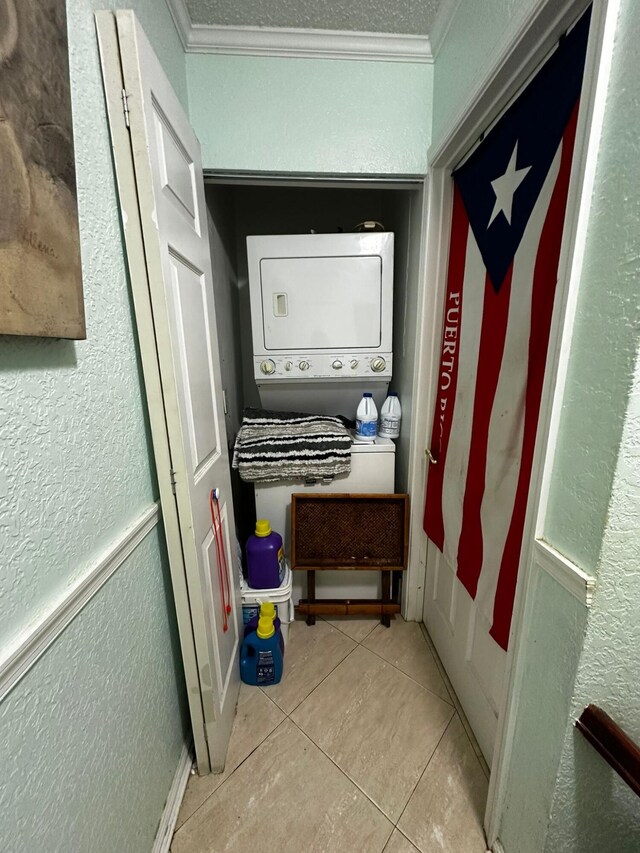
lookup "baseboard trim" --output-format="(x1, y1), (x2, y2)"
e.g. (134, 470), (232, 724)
(534, 539), (596, 606)
(0, 502), (160, 703)
(152, 741), (193, 853)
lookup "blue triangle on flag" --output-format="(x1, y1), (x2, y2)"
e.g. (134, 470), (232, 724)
(453, 6), (591, 294)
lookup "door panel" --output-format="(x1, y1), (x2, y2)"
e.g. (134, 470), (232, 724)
(167, 255), (220, 471)
(97, 10), (241, 773)
(424, 547), (505, 762)
(201, 505), (238, 705)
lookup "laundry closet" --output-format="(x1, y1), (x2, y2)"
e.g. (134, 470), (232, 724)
(203, 178), (426, 604)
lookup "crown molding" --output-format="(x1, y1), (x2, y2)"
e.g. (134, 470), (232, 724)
(428, 0), (464, 57)
(165, 0), (432, 62)
(165, 0), (192, 50)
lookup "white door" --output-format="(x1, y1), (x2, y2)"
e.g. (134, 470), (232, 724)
(96, 11), (241, 773)
(421, 7), (591, 766)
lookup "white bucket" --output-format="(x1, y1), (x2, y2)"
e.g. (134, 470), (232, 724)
(240, 562), (294, 646)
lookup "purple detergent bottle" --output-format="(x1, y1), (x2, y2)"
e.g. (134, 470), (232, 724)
(244, 602), (284, 655)
(246, 519), (284, 589)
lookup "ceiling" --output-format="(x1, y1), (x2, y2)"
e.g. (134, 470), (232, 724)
(183, 0), (442, 36)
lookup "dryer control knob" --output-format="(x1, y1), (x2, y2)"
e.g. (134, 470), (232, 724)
(284, 361), (293, 371)
(332, 360), (343, 370)
(298, 360), (310, 371)
(260, 359), (276, 375)
(371, 357), (386, 373)
(350, 359), (359, 370)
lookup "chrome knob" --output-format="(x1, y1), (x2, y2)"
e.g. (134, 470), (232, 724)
(260, 359), (276, 375)
(332, 360), (343, 370)
(371, 357), (386, 373)
(350, 359), (359, 370)
(298, 360), (310, 371)
(284, 361), (293, 371)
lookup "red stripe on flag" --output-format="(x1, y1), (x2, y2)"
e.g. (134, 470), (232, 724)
(456, 266), (514, 597)
(490, 101), (581, 650)
(423, 186), (470, 549)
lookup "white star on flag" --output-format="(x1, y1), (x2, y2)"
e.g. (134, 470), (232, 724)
(488, 141), (532, 227)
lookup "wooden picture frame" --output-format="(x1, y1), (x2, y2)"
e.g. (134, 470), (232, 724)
(0, 0), (85, 338)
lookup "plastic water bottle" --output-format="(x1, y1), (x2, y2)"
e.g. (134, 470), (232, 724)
(356, 392), (378, 443)
(246, 520), (285, 589)
(379, 392), (402, 439)
(240, 616), (284, 686)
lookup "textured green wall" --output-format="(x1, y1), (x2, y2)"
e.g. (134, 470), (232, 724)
(186, 53), (432, 174)
(0, 529), (187, 853)
(543, 1), (640, 848)
(0, 2), (188, 850)
(542, 0), (639, 571)
(545, 350), (640, 851)
(431, 0), (539, 150)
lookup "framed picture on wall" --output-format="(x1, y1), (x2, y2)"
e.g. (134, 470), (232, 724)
(0, 0), (85, 339)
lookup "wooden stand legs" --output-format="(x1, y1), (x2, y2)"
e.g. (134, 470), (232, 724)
(306, 570), (316, 626)
(300, 569), (397, 627)
(381, 571), (391, 628)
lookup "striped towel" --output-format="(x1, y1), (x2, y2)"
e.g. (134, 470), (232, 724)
(232, 408), (352, 483)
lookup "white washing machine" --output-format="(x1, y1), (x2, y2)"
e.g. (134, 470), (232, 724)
(247, 232), (394, 416)
(254, 437), (395, 604)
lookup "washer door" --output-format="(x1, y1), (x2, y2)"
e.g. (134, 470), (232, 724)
(259, 254), (382, 351)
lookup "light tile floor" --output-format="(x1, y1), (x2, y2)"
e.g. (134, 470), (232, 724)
(172, 617), (489, 853)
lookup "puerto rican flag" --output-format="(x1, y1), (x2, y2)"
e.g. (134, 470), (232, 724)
(423, 8), (591, 651)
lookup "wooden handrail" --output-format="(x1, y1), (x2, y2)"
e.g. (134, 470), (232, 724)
(575, 704), (640, 797)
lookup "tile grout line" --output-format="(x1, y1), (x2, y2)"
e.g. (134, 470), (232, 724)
(360, 640), (455, 708)
(263, 627), (361, 716)
(175, 686), (288, 832)
(286, 709), (399, 830)
(384, 825), (421, 852)
(418, 622), (491, 780)
(393, 711), (457, 836)
(318, 614), (379, 644)
(323, 615), (456, 707)
(174, 715), (290, 835)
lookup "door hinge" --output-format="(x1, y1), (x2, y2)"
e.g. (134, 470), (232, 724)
(169, 468), (177, 495)
(121, 88), (130, 129)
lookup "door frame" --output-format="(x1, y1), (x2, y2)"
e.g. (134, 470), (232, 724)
(407, 0), (618, 843)
(204, 170), (429, 620)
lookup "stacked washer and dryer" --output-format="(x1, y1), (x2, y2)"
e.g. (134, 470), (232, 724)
(246, 231), (396, 602)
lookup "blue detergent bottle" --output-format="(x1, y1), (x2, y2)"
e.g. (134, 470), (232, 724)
(240, 616), (284, 686)
(244, 601), (285, 655)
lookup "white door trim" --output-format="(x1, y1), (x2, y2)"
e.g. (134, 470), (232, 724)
(403, 175), (444, 621)
(410, 0), (618, 844)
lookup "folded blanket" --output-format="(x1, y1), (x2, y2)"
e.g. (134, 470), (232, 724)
(233, 408), (352, 483)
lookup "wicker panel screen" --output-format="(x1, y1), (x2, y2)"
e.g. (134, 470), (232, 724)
(291, 493), (409, 570)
